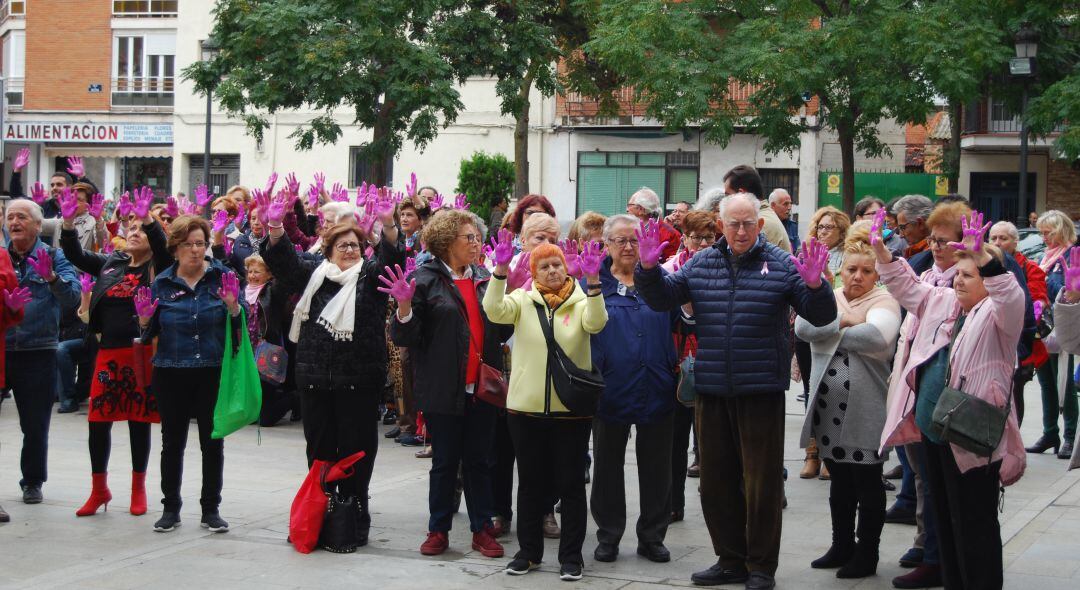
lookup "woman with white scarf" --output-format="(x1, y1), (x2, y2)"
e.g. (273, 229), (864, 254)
(261, 199), (404, 549)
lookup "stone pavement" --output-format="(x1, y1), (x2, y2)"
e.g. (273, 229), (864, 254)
(1, 380), (1079, 590)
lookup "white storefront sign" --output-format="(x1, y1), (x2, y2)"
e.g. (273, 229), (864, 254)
(3, 122), (173, 144)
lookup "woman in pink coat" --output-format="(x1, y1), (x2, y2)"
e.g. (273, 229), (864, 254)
(870, 210), (1025, 590)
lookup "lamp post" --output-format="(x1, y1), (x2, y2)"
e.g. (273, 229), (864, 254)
(1010, 23), (1038, 219)
(200, 37), (221, 217)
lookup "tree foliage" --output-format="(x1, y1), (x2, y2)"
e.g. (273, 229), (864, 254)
(456, 151), (515, 223)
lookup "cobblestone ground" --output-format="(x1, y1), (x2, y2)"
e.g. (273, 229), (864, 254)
(1, 380), (1078, 589)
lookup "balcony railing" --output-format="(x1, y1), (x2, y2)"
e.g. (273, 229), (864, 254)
(113, 1), (178, 17)
(112, 77), (174, 108)
(0, 1), (25, 22)
(4, 77), (23, 111)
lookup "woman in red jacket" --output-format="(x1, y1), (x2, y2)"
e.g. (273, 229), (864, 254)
(0, 247), (30, 523)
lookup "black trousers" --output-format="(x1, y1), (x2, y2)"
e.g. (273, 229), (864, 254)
(89, 421), (151, 473)
(154, 366), (224, 513)
(301, 383), (379, 508)
(591, 414), (673, 546)
(923, 438), (1003, 589)
(259, 380), (295, 426)
(425, 396), (497, 533)
(671, 403), (697, 513)
(823, 459), (885, 548)
(508, 414), (590, 566)
(492, 410), (516, 521)
(696, 392), (786, 576)
(7, 350), (56, 487)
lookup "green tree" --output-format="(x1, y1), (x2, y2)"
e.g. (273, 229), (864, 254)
(182, 0), (473, 187)
(586, 0), (936, 213)
(456, 151), (515, 223)
(1018, 2), (1080, 160)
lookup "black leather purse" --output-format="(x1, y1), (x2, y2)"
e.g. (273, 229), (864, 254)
(317, 468), (359, 554)
(533, 302), (604, 416)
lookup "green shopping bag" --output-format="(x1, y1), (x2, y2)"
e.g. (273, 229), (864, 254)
(212, 308), (263, 439)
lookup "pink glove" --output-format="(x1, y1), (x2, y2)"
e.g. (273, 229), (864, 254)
(88, 193), (105, 219)
(13, 148), (30, 171)
(406, 173), (418, 197)
(27, 247), (54, 281)
(31, 182), (48, 205)
(80, 274), (96, 294)
(791, 238), (829, 289)
(66, 156), (84, 178)
(579, 240), (605, 277)
(507, 251), (532, 292)
(212, 210), (230, 233)
(195, 184), (212, 208)
(133, 286), (158, 319)
(165, 196), (180, 218)
(3, 287), (32, 312)
(118, 192), (133, 218)
(560, 239), (582, 278)
(218, 271), (240, 306)
(635, 221), (668, 268)
(489, 229), (516, 267)
(59, 187), (79, 219)
(376, 264), (417, 302)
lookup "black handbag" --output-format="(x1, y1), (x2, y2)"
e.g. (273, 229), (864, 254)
(533, 302), (604, 416)
(317, 467), (359, 553)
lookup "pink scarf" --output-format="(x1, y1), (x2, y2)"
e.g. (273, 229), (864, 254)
(245, 283), (264, 306)
(1040, 245), (1068, 274)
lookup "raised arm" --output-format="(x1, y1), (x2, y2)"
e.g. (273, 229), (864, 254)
(481, 276), (521, 326)
(59, 227), (107, 276)
(261, 232), (317, 297)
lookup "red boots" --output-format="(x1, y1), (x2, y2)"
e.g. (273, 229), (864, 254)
(130, 471), (148, 516)
(76, 473), (112, 517)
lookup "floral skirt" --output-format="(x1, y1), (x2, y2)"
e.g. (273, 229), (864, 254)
(89, 346), (160, 423)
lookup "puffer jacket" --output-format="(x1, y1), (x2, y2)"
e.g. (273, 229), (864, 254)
(390, 262), (513, 416)
(635, 234), (837, 396)
(261, 232), (405, 390)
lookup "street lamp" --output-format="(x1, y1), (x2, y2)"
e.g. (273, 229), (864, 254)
(200, 36), (221, 218)
(1011, 23), (1038, 219)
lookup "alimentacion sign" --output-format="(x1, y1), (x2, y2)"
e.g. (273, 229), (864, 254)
(3, 122), (173, 144)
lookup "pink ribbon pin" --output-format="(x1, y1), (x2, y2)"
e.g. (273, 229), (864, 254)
(761, 262), (769, 276)
(562, 314), (571, 327)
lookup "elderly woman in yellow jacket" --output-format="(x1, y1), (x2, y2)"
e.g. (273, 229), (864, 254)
(483, 237), (607, 582)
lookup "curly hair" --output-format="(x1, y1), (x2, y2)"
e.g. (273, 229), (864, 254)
(843, 220), (875, 260)
(925, 201), (971, 241)
(568, 212), (607, 243)
(420, 209), (477, 262)
(808, 206), (851, 248)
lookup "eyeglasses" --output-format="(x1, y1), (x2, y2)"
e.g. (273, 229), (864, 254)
(686, 234), (716, 244)
(334, 242), (363, 252)
(457, 234), (479, 243)
(816, 224), (838, 233)
(179, 241), (207, 250)
(723, 220), (757, 233)
(927, 238), (953, 249)
(896, 220), (916, 231)
(608, 237), (639, 249)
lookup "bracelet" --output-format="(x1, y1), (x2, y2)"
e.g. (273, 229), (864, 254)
(267, 222), (283, 229)
(493, 273), (507, 280)
(587, 283), (602, 290)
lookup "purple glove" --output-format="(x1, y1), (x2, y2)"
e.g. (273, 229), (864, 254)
(507, 252), (532, 292)
(560, 240), (582, 278)
(949, 210), (991, 252)
(405, 256), (417, 276)
(88, 193), (105, 219)
(59, 187), (79, 219)
(118, 193), (133, 218)
(285, 172), (300, 196)
(133, 286), (158, 319)
(80, 274), (96, 294)
(791, 238), (829, 289)
(869, 208), (887, 247)
(635, 221), (668, 268)
(31, 182), (48, 205)
(429, 193), (445, 210)
(165, 196), (180, 218)
(264, 172), (279, 196)
(67, 156), (84, 178)
(13, 148), (30, 171)
(579, 240), (605, 278)
(27, 247), (54, 281)
(233, 201), (246, 228)
(453, 193), (470, 210)
(195, 184), (212, 208)
(133, 187), (153, 218)
(376, 264), (417, 302)
(3, 287), (32, 312)
(218, 271), (240, 306)
(406, 173), (418, 197)
(489, 229), (516, 267)
(212, 209), (230, 233)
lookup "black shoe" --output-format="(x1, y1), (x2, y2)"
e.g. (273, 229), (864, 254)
(153, 511), (181, 532)
(1025, 433), (1061, 454)
(384, 426), (401, 439)
(671, 510), (684, 523)
(687, 461), (700, 478)
(593, 542), (618, 562)
(21, 484), (42, 504)
(559, 562), (583, 581)
(382, 410), (398, 425)
(58, 401), (78, 414)
(884, 504), (916, 525)
(811, 543), (854, 569)
(637, 542), (671, 563)
(691, 562), (748, 586)
(1058, 438), (1074, 460)
(356, 509), (371, 547)
(882, 477), (896, 492)
(200, 512), (229, 533)
(744, 571), (775, 589)
(504, 558), (539, 575)
(836, 541), (879, 579)
(0, 503), (9, 523)
(883, 464), (903, 479)
(398, 433), (425, 446)
(897, 547), (923, 568)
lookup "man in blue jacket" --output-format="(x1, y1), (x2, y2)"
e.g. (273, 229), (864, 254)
(4, 199), (80, 504)
(635, 193), (837, 590)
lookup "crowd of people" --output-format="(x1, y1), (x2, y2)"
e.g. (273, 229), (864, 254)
(1, 151), (1079, 590)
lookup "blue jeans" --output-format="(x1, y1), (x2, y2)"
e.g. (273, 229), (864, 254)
(894, 446), (916, 511)
(424, 396), (497, 533)
(8, 350), (58, 487)
(909, 442), (940, 565)
(55, 338), (90, 406)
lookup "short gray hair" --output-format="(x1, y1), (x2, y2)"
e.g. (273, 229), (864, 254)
(768, 188), (791, 204)
(603, 214), (640, 240)
(990, 220), (1019, 241)
(695, 187), (726, 212)
(629, 187), (661, 217)
(469, 212), (489, 242)
(718, 192), (760, 220)
(891, 194), (933, 222)
(6, 199), (44, 224)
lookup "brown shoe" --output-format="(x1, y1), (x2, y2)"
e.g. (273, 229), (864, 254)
(491, 515), (511, 537)
(892, 564), (942, 588)
(542, 513), (561, 538)
(800, 438), (821, 479)
(0, 503), (9, 523)
(415, 447), (434, 459)
(818, 461), (831, 480)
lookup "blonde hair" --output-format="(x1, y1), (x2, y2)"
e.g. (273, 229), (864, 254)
(244, 254), (269, 272)
(226, 185), (251, 203)
(1037, 210), (1077, 248)
(843, 220), (875, 260)
(809, 206), (851, 247)
(568, 211), (607, 243)
(520, 212), (560, 243)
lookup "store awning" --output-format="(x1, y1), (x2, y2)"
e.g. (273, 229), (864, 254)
(43, 146), (172, 159)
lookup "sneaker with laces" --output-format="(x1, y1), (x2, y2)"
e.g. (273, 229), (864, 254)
(200, 512), (229, 533)
(471, 525), (505, 558)
(504, 558), (539, 575)
(153, 511), (181, 532)
(559, 562), (583, 581)
(420, 531), (449, 555)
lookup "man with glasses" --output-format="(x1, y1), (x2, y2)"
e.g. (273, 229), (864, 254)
(722, 165), (791, 254)
(635, 192), (836, 590)
(626, 187), (681, 260)
(891, 195), (933, 262)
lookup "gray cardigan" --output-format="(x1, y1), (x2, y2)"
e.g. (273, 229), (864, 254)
(1052, 296), (1080, 470)
(795, 309), (900, 452)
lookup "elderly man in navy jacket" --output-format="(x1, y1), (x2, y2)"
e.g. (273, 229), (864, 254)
(635, 193), (837, 590)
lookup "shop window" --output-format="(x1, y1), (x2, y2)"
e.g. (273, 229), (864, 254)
(576, 151), (699, 217)
(113, 1), (178, 17)
(122, 157), (173, 199)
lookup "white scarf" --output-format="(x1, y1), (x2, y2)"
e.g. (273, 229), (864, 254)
(289, 259), (364, 343)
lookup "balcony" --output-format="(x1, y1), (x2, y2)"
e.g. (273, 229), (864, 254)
(113, 1), (177, 17)
(4, 76), (22, 111)
(0, 1), (25, 23)
(960, 97), (1062, 152)
(111, 77), (174, 110)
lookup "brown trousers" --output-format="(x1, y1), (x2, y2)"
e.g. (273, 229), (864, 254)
(695, 392), (785, 575)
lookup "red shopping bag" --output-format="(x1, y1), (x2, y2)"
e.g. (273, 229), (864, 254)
(288, 450), (367, 554)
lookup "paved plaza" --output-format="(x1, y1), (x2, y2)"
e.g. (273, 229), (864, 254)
(1, 380), (1079, 590)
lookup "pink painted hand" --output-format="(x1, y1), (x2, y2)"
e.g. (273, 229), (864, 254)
(428, 193), (445, 210)
(118, 193), (133, 218)
(559, 239), (582, 278)
(307, 184), (321, 208)
(165, 196), (180, 218)
(103, 240), (115, 254)
(133, 286), (158, 319)
(233, 201), (246, 228)
(374, 191), (396, 223)
(13, 148), (30, 171)
(218, 271), (240, 307)
(266, 194), (287, 225)
(507, 251), (532, 293)
(30, 182), (48, 205)
(224, 238), (234, 257)
(66, 156), (84, 178)
(579, 240), (605, 279)
(59, 187), (79, 220)
(212, 210), (230, 233)
(133, 187), (153, 218)
(405, 256), (417, 276)
(453, 193), (470, 210)
(264, 172), (279, 196)
(1063, 246), (1080, 302)
(376, 264), (417, 303)
(636, 221), (668, 269)
(80, 274), (96, 294)
(1034, 300), (1044, 323)
(88, 193), (105, 219)
(949, 210), (991, 252)
(406, 172), (418, 197)
(27, 248), (54, 281)
(791, 238), (829, 289)
(285, 172), (300, 197)
(313, 172), (326, 193)
(489, 229), (516, 267)
(869, 208), (887, 246)
(3, 287), (32, 312)
(195, 184), (212, 207)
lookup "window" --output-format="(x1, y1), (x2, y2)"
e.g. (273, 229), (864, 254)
(1, 1), (25, 19)
(113, 34), (175, 107)
(576, 151), (699, 216)
(349, 146), (393, 188)
(2, 31), (25, 107)
(113, 1), (178, 17)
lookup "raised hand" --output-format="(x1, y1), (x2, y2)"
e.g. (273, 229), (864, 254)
(59, 187), (79, 220)
(30, 182), (48, 205)
(195, 184), (212, 208)
(233, 201), (246, 228)
(313, 172), (326, 193)
(406, 172), (418, 197)
(224, 238), (234, 257)
(453, 193), (470, 210)
(869, 208), (891, 263)
(285, 172), (300, 196)
(3, 287), (32, 312)
(376, 264), (417, 303)
(949, 210), (992, 253)
(507, 251), (532, 293)
(27, 247), (54, 281)
(331, 184), (349, 203)
(428, 193), (445, 210)
(87, 193), (105, 219)
(80, 274), (96, 294)
(356, 210), (377, 236)
(218, 271), (240, 308)
(636, 221), (668, 269)
(264, 172), (279, 196)
(133, 286), (158, 320)
(374, 190), (396, 223)
(791, 238), (829, 289)
(118, 192), (133, 218)
(559, 239), (582, 278)
(165, 196), (180, 218)
(1063, 246), (1080, 303)
(66, 156), (84, 178)
(212, 209), (230, 234)
(489, 229), (516, 268)
(266, 193), (287, 225)
(579, 240), (605, 279)
(13, 148), (30, 171)
(307, 184), (321, 209)
(405, 256), (417, 276)
(133, 187), (153, 218)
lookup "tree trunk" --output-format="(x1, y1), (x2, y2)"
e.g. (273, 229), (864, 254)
(369, 100), (395, 188)
(837, 122), (856, 215)
(945, 99), (963, 193)
(513, 71), (535, 199)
